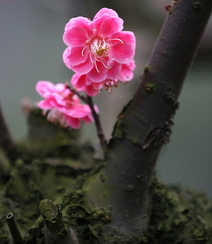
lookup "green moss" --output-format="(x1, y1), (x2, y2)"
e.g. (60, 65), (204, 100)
(1, 109), (212, 243)
(144, 66), (150, 73)
(145, 83), (156, 92)
(112, 99), (133, 139)
(1, 160), (212, 244)
(60, 175), (111, 244)
(193, 1), (201, 9)
(140, 177), (212, 244)
(0, 235), (9, 244)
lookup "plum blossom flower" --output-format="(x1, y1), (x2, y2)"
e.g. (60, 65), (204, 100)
(36, 81), (98, 129)
(71, 60), (136, 96)
(63, 8), (136, 95)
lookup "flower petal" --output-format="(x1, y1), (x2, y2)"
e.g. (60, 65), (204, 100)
(85, 84), (99, 96)
(71, 74), (99, 96)
(66, 46), (89, 66)
(92, 82), (103, 91)
(93, 8), (120, 20)
(72, 57), (94, 74)
(87, 62), (108, 82)
(37, 100), (53, 110)
(119, 61), (136, 82)
(63, 48), (93, 74)
(82, 116), (93, 125)
(36, 81), (55, 97)
(94, 16), (123, 37)
(63, 17), (92, 46)
(71, 74), (86, 90)
(67, 105), (90, 117)
(109, 31), (136, 63)
(107, 62), (122, 80)
(65, 116), (81, 129)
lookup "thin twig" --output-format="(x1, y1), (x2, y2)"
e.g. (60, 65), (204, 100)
(87, 96), (107, 151)
(6, 213), (23, 244)
(0, 103), (18, 162)
(67, 85), (107, 152)
(68, 85), (88, 104)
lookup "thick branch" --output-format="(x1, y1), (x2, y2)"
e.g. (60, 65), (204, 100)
(85, 0), (212, 243)
(0, 103), (18, 163)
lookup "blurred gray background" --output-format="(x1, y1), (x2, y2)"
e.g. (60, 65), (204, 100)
(0, 0), (212, 196)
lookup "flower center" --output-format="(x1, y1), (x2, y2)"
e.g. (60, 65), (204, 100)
(81, 37), (110, 72)
(81, 34), (124, 73)
(90, 38), (109, 57)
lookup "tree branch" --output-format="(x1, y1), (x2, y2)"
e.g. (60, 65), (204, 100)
(6, 213), (23, 244)
(39, 199), (76, 244)
(84, 0), (212, 242)
(0, 103), (18, 163)
(87, 96), (107, 152)
(68, 85), (107, 152)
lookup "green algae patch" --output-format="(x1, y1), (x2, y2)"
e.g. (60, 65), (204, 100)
(39, 199), (67, 239)
(140, 177), (212, 244)
(59, 164), (111, 244)
(193, 1), (201, 10)
(0, 235), (9, 244)
(145, 83), (156, 92)
(144, 65), (150, 73)
(63, 199), (112, 244)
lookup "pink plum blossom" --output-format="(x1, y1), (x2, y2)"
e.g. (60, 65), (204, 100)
(36, 81), (98, 129)
(71, 60), (136, 96)
(63, 8), (136, 95)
